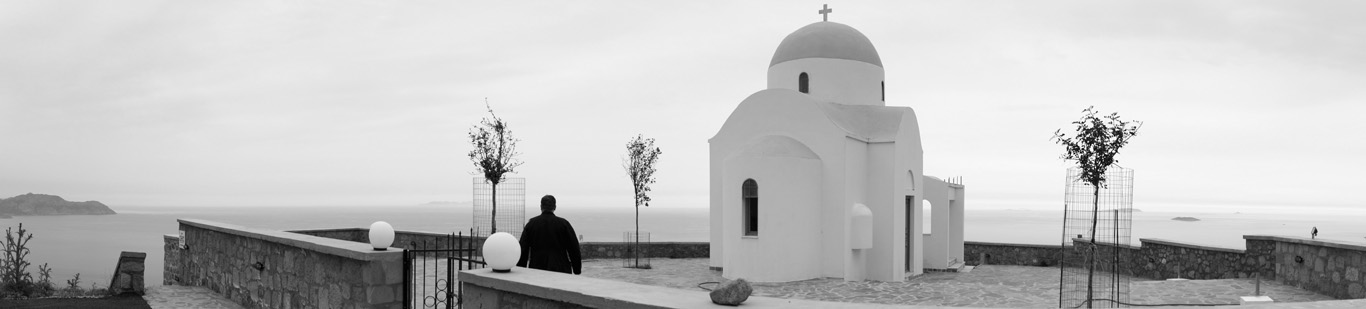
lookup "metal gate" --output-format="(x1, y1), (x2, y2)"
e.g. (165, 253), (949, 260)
(402, 231), (485, 309)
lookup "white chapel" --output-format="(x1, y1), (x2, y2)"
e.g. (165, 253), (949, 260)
(709, 14), (967, 282)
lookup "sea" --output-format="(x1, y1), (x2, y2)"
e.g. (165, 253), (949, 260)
(3, 204), (1364, 289)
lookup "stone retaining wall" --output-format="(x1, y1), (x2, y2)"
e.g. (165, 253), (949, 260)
(167, 219), (404, 309)
(1135, 239), (1250, 280)
(173, 221), (1366, 304)
(109, 251), (147, 295)
(964, 241), (1065, 267)
(965, 235), (1366, 299)
(580, 242), (709, 259)
(292, 227), (710, 260)
(163, 234), (180, 285)
(1246, 238), (1277, 279)
(1248, 235), (1366, 299)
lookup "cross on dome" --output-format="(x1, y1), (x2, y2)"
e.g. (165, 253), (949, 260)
(819, 4), (832, 21)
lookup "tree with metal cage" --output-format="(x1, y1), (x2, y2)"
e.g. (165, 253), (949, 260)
(1052, 106), (1140, 308)
(468, 99), (522, 235)
(623, 134), (661, 269)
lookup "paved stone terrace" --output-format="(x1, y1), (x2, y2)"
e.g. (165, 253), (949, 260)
(581, 258), (1337, 308)
(143, 285), (245, 309)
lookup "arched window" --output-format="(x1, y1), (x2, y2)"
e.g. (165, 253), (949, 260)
(798, 72), (809, 94)
(908, 170), (916, 189)
(742, 179), (759, 236)
(881, 81), (885, 101)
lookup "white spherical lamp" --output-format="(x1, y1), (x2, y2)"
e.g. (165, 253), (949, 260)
(482, 232), (521, 272)
(369, 221), (395, 251)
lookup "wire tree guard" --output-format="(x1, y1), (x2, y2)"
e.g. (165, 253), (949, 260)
(1060, 167), (1134, 308)
(473, 177), (525, 239)
(622, 232), (651, 269)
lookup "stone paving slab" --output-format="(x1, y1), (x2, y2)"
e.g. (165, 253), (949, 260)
(1130, 279), (1335, 305)
(580, 258), (1338, 308)
(143, 285), (245, 309)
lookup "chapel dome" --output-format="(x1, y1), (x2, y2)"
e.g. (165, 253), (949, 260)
(769, 22), (882, 68)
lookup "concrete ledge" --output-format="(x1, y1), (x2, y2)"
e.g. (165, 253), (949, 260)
(178, 219), (401, 262)
(460, 268), (918, 308)
(288, 227), (367, 234)
(1069, 238), (1143, 251)
(290, 227), (459, 239)
(1141, 238), (1244, 254)
(1245, 235), (1366, 252)
(460, 267), (1366, 309)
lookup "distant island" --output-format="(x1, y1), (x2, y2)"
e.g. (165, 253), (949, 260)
(0, 193), (116, 218)
(1171, 216), (1200, 222)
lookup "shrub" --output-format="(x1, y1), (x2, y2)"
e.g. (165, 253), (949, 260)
(66, 273), (80, 291)
(1, 223), (54, 298)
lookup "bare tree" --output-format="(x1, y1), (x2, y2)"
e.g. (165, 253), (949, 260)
(624, 134), (662, 268)
(468, 99), (522, 235)
(1052, 106), (1141, 308)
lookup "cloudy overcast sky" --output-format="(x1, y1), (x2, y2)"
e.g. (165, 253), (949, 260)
(2, 1), (1363, 212)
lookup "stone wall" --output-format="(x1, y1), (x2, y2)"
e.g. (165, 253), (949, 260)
(1074, 240), (1143, 278)
(964, 241), (1065, 267)
(163, 234), (181, 285)
(1133, 239), (1251, 280)
(965, 236), (1366, 299)
(167, 219), (404, 309)
(108, 251), (146, 295)
(580, 242), (709, 259)
(1245, 238), (1277, 279)
(1248, 235), (1366, 299)
(293, 227), (710, 260)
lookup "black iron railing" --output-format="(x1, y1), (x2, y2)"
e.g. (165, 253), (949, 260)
(402, 230), (485, 309)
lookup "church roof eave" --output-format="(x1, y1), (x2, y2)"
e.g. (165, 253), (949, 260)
(817, 102), (907, 142)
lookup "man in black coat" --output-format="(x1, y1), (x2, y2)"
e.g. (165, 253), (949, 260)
(516, 195), (582, 274)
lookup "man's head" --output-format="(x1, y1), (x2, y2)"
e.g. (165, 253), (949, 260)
(541, 195), (556, 211)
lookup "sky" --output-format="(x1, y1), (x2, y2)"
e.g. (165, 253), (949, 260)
(2, 1), (1364, 212)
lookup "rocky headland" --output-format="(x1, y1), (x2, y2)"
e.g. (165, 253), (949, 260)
(0, 193), (116, 218)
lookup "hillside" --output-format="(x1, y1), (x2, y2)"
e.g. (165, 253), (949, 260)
(0, 193), (116, 217)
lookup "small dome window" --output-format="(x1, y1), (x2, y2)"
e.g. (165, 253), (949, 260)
(799, 72), (810, 94)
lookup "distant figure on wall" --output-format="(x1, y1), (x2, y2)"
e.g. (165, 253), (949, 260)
(1312, 227), (1318, 239)
(517, 195), (583, 274)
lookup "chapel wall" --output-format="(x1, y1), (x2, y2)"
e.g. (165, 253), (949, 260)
(863, 141), (901, 281)
(721, 154), (823, 282)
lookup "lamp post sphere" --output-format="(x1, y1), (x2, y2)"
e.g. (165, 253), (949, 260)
(483, 232), (521, 272)
(369, 221), (395, 251)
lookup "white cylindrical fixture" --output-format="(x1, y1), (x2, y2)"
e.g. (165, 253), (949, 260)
(369, 221), (395, 251)
(483, 232), (521, 272)
(850, 203), (873, 249)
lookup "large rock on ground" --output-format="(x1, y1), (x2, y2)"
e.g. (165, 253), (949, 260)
(710, 278), (752, 306)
